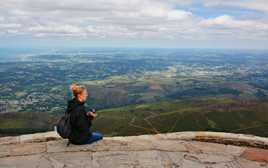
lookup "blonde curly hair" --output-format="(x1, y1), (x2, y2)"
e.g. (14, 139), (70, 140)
(70, 84), (88, 102)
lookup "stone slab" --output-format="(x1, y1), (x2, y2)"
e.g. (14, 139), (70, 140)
(0, 131), (268, 167)
(0, 136), (19, 145)
(20, 131), (61, 143)
(9, 142), (47, 156)
(241, 148), (268, 163)
(0, 145), (10, 158)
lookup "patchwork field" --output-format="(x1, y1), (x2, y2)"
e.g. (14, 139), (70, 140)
(0, 49), (268, 137)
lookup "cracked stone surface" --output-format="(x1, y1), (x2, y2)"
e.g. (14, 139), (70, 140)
(0, 131), (267, 168)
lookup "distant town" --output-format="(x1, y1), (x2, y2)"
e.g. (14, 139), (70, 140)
(0, 48), (268, 137)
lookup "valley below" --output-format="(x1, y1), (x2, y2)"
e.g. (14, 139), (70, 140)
(0, 48), (268, 137)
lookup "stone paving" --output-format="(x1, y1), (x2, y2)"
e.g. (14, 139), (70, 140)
(0, 131), (267, 168)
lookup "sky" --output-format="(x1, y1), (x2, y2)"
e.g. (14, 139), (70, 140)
(0, 0), (268, 49)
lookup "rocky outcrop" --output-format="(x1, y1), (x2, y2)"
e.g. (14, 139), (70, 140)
(0, 131), (267, 168)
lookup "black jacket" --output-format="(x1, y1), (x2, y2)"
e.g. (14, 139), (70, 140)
(67, 99), (92, 145)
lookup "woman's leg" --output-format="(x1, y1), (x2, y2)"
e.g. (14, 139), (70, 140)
(86, 132), (103, 144)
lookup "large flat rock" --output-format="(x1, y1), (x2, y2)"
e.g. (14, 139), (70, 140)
(0, 131), (267, 168)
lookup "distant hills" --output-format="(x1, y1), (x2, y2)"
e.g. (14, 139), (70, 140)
(0, 49), (268, 137)
(1, 97), (267, 137)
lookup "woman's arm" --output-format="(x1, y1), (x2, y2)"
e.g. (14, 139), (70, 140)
(87, 111), (97, 119)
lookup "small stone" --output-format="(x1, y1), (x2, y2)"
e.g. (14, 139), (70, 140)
(0, 145), (10, 158)
(0, 154), (60, 168)
(0, 136), (19, 145)
(241, 148), (268, 163)
(160, 151), (184, 167)
(237, 158), (268, 168)
(20, 131), (60, 143)
(92, 150), (164, 168)
(226, 144), (246, 156)
(46, 138), (128, 153)
(151, 140), (187, 152)
(48, 152), (93, 167)
(9, 143), (46, 156)
(184, 141), (228, 155)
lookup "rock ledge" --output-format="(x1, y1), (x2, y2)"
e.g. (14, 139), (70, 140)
(0, 131), (267, 168)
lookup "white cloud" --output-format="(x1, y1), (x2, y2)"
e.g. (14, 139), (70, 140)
(0, 17), (4, 22)
(0, 0), (196, 38)
(200, 15), (268, 31)
(201, 15), (251, 28)
(7, 29), (18, 34)
(167, 10), (193, 20)
(29, 25), (83, 34)
(204, 0), (268, 13)
(199, 15), (268, 40)
(0, 23), (21, 29)
(0, 0), (267, 45)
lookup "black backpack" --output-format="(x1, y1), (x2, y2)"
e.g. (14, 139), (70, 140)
(56, 112), (71, 139)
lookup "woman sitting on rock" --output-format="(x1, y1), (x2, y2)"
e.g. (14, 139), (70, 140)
(67, 84), (103, 145)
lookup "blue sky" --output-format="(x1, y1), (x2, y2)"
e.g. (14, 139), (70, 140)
(0, 0), (268, 49)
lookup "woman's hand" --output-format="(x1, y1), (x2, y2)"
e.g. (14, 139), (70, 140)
(87, 111), (97, 118)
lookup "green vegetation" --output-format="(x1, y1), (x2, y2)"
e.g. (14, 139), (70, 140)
(0, 49), (268, 137)
(0, 112), (57, 137)
(207, 119), (217, 129)
(92, 97), (268, 137)
(1, 97), (267, 137)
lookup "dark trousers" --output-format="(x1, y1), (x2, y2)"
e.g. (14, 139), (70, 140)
(85, 132), (103, 144)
